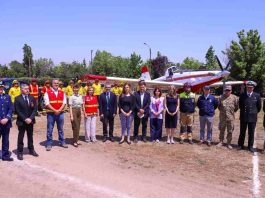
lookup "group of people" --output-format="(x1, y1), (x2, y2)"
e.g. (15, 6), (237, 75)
(0, 78), (264, 161)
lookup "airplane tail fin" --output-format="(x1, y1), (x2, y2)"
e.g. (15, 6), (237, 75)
(140, 65), (151, 81)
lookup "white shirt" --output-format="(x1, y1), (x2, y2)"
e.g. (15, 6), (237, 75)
(247, 92), (253, 97)
(44, 88), (67, 106)
(140, 92), (145, 107)
(69, 94), (83, 108)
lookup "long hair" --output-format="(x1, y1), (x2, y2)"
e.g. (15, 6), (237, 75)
(153, 87), (162, 97)
(121, 82), (131, 97)
(167, 85), (177, 98)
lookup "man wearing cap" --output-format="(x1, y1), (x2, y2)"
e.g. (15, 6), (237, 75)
(99, 84), (117, 142)
(238, 81), (261, 152)
(217, 85), (239, 149)
(8, 80), (21, 104)
(0, 81), (14, 161)
(197, 86), (218, 146)
(29, 78), (40, 116)
(179, 82), (196, 144)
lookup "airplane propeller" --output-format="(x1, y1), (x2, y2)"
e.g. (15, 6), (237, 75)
(215, 55), (230, 71)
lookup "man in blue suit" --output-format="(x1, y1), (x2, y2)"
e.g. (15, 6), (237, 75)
(133, 81), (151, 143)
(0, 81), (13, 161)
(99, 84), (117, 142)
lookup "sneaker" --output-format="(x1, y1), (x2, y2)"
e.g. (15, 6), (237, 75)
(60, 144), (68, 148)
(156, 139), (160, 143)
(46, 145), (52, 151)
(91, 138), (97, 143)
(227, 144), (233, 150)
(167, 139), (171, 144)
(198, 140), (204, 145)
(85, 138), (91, 143)
(179, 139), (184, 144)
(207, 141), (211, 147)
(171, 138), (175, 144)
(216, 142), (223, 147)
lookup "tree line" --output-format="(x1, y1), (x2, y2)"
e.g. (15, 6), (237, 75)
(1, 29), (265, 91)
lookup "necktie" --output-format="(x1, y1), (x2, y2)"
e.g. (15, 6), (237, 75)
(25, 95), (29, 106)
(106, 92), (110, 109)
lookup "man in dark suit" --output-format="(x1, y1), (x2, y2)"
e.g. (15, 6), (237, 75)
(14, 83), (39, 160)
(238, 81), (261, 152)
(99, 84), (117, 142)
(133, 81), (151, 143)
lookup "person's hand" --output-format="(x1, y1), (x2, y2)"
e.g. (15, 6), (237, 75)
(126, 112), (131, 117)
(54, 110), (60, 115)
(25, 118), (32, 124)
(70, 116), (74, 122)
(113, 114), (116, 117)
(0, 118), (8, 125)
(139, 109), (144, 114)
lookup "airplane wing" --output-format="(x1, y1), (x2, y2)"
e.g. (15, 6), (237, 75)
(210, 81), (245, 87)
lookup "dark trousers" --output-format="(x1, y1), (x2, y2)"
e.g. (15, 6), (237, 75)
(238, 121), (256, 149)
(0, 127), (10, 159)
(134, 116), (148, 139)
(103, 111), (114, 137)
(150, 118), (163, 141)
(17, 124), (34, 154)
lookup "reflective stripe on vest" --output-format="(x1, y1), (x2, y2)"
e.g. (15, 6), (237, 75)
(47, 90), (64, 110)
(84, 96), (98, 114)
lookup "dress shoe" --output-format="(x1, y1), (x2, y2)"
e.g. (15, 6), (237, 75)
(127, 140), (131, 145)
(133, 138), (138, 143)
(142, 137), (147, 142)
(227, 144), (233, 150)
(249, 147), (255, 153)
(189, 140), (194, 145)
(207, 141), (211, 147)
(2, 157), (14, 161)
(46, 145), (52, 151)
(216, 142), (223, 147)
(17, 153), (23, 160)
(102, 136), (108, 142)
(29, 150), (39, 157)
(237, 146), (244, 150)
(109, 137), (115, 142)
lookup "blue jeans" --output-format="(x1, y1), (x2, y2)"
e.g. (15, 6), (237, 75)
(199, 116), (214, 142)
(46, 113), (65, 146)
(150, 118), (163, 141)
(120, 113), (134, 136)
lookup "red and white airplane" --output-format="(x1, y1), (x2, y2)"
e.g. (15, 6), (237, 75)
(80, 56), (246, 92)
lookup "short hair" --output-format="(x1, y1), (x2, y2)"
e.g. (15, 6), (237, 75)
(153, 87), (162, 97)
(20, 83), (29, 89)
(73, 83), (79, 89)
(138, 81), (146, 86)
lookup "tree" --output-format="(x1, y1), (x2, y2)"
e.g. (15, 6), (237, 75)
(150, 55), (169, 79)
(9, 60), (27, 77)
(181, 57), (202, 70)
(205, 46), (218, 69)
(92, 50), (114, 75)
(128, 52), (142, 78)
(0, 64), (11, 77)
(34, 58), (54, 77)
(22, 44), (34, 77)
(225, 29), (265, 90)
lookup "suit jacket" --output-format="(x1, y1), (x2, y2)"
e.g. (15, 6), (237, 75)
(239, 92), (261, 122)
(99, 92), (117, 116)
(134, 91), (151, 118)
(0, 93), (13, 128)
(14, 94), (37, 126)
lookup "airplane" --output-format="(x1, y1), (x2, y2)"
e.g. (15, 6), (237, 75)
(80, 56), (247, 92)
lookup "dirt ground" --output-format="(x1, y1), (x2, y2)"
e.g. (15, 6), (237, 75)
(1, 110), (265, 198)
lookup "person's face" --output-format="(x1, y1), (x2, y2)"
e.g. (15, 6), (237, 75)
(125, 85), (130, 93)
(32, 81), (37, 85)
(185, 87), (191, 93)
(105, 86), (111, 92)
(247, 86), (254, 93)
(88, 88), (94, 95)
(0, 86), (4, 94)
(59, 83), (63, 88)
(224, 89), (231, 97)
(73, 87), (79, 94)
(46, 82), (50, 87)
(155, 89), (160, 97)
(95, 80), (99, 84)
(52, 80), (59, 89)
(70, 82), (74, 87)
(14, 83), (18, 87)
(203, 89), (210, 95)
(21, 85), (30, 95)
(140, 84), (145, 92)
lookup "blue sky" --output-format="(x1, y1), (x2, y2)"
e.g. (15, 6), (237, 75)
(1, 0), (265, 65)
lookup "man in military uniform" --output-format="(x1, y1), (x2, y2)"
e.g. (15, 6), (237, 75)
(179, 82), (196, 144)
(217, 85), (239, 149)
(0, 81), (14, 161)
(238, 81), (261, 152)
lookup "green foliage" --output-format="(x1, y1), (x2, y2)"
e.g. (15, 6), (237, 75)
(22, 44), (34, 77)
(225, 29), (265, 90)
(150, 55), (169, 78)
(181, 57), (203, 70)
(33, 58), (54, 77)
(205, 46), (218, 69)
